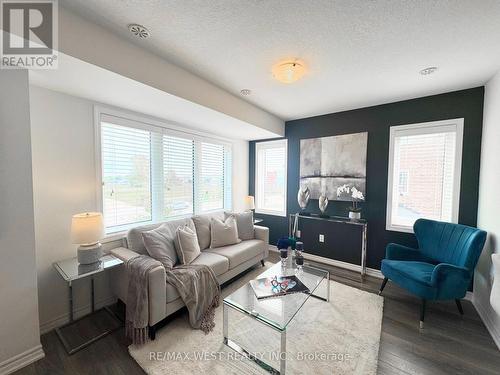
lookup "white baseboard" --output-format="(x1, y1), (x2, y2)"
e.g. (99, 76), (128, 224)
(39, 295), (117, 334)
(472, 295), (500, 350)
(0, 344), (45, 375)
(268, 245), (384, 279)
(465, 291), (474, 302)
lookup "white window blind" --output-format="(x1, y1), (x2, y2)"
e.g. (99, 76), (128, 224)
(199, 142), (225, 212)
(163, 135), (194, 218)
(98, 112), (232, 233)
(255, 139), (287, 216)
(101, 122), (152, 230)
(386, 119), (463, 232)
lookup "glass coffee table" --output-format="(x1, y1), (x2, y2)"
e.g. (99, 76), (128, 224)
(223, 260), (330, 374)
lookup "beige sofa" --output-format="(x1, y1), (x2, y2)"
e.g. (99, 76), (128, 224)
(109, 212), (269, 339)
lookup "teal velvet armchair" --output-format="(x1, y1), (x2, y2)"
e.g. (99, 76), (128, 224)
(379, 219), (487, 328)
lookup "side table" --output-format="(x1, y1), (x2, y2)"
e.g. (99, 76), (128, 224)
(53, 254), (123, 354)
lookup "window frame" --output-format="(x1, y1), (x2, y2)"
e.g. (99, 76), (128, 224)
(254, 139), (288, 217)
(94, 106), (233, 235)
(386, 118), (464, 233)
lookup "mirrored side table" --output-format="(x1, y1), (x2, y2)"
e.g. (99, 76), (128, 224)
(53, 254), (123, 354)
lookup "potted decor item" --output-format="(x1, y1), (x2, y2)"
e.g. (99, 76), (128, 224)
(348, 187), (365, 220)
(337, 184), (365, 220)
(297, 185), (311, 215)
(277, 237), (290, 267)
(295, 241), (304, 269)
(318, 194), (329, 218)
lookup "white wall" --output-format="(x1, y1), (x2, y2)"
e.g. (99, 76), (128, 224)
(0, 71), (44, 374)
(29, 85), (249, 332)
(474, 69), (500, 349)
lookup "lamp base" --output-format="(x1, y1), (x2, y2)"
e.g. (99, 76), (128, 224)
(77, 243), (103, 264)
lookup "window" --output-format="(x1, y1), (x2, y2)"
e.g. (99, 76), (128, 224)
(255, 139), (287, 216)
(386, 118), (463, 233)
(97, 111), (232, 233)
(398, 171), (409, 195)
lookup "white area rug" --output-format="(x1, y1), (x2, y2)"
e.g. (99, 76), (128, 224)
(129, 263), (383, 374)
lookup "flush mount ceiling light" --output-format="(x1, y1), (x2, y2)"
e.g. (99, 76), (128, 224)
(240, 89), (252, 96)
(272, 60), (307, 84)
(128, 24), (151, 39)
(420, 66), (438, 75)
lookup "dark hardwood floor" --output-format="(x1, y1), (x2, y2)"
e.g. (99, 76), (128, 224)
(15, 253), (500, 375)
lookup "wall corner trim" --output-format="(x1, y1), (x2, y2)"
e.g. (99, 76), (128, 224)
(0, 345), (45, 375)
(472, 294), (500, 350)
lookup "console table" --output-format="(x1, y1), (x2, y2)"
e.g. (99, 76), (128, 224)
(288, 213), (367, 279)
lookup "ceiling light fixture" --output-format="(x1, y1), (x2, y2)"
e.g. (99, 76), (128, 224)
(272, 60), (307, 83)
(240, 89), (252, 96)
(128, 24), (151, 39)
(419, 66), (438, 76)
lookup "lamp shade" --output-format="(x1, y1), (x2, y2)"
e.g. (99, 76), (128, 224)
(71, 212), (104, 245)
(244, 196), (255, 210)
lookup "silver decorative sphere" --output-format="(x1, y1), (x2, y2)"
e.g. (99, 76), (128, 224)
(319, 194), (328, 214)
(297, 186), (310, 210)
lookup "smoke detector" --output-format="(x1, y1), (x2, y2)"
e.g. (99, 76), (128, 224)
(240, 89), (252, 96)
(128, 24), (151, 39)
(419, 67), (438, 75)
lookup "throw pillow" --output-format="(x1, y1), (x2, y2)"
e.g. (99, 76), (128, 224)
(210, 215), (241, 248)
(192, 215), (211, 250)
(175, 225), (201, 264)
(142, 224), (179, 268)
(224, 211), (254, 240)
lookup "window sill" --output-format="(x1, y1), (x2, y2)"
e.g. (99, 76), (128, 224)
(386, 224), (414, 234)
(255, 209), (287, 217)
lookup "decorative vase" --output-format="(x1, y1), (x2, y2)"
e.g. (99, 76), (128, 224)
(319, 194), (328, 217)
(280, 248), (289, 267)
(295, 241), (304, 269)
(349, 211), (361, 220)
(297, 186), (310, 214)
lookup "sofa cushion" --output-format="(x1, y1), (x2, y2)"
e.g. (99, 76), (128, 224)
(174, 225), (201, 264)
(225, 211), (254, 240)
(192, 212), (224, 250)
(192, 215), (211, 250)
(141, 223), (179, 268)
(165, 252), (229, 303)
(210, 216), (241, 248)
(191, 252), (229, 276)
(206, 239), (266, 269)
(127, 217), (193, 255)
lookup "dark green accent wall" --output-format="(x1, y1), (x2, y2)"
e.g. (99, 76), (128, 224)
(249, 87), (484, 270)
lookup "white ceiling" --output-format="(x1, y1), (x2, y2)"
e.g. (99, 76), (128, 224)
(62, 0), (500, 121)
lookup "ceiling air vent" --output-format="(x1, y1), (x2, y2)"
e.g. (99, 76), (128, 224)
(128, 24), (151, 39)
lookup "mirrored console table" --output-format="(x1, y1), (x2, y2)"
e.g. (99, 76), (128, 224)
(288, 213), (367, 279)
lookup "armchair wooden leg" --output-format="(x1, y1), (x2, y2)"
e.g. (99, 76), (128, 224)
(378, 277), (388, 296)
(455, 299), (464, 315)
(420, 299), (426, 329)
(260, 260), (265, 267)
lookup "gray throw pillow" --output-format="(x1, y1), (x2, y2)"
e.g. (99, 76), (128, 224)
(210, 215), (241, 248)
(192, 215), (211, 250)
(175, 225), (201, 264)
(141, 224), (178, 268)
(224, 211), (254, 240)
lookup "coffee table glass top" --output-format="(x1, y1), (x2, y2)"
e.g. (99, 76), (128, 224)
(223, 260), (329, 331)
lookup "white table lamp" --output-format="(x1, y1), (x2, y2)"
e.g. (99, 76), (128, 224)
(71, 212), (105, 264)
(244, 196), (255, 212)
